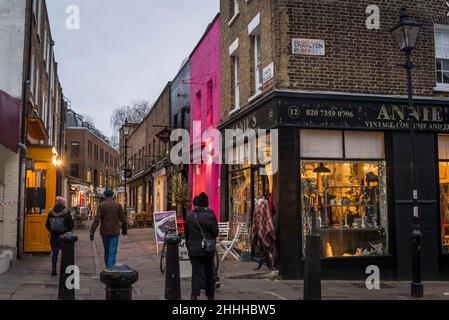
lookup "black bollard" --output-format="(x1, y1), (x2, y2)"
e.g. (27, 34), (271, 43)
(58, 233), (78, 300)
(100, 264), (139, 300)
(164, 234), (181, 300)
(303, 234), (322, 300)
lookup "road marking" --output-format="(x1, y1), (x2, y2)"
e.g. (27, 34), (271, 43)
(264, 291), (288, 300)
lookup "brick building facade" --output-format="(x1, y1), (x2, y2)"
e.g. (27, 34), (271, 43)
(65, 109), (119, 212)
(219, 0), (449, 280)
(126, 83), (171, 215)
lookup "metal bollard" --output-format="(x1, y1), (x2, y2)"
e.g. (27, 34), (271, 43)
(164, 234), (181, 300)
(58, 233), (78, 300)
(303, 234), (322, 300)
(100, 264), (139, 300)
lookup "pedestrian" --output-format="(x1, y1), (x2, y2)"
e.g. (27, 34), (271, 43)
(90, 189), (127, 269)
(185, 192), (219, 300)
(45, 196), (74, 276)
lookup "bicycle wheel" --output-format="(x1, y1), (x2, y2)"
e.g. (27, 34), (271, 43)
(160, 242), (167, 273)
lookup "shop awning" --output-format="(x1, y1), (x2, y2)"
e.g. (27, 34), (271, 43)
(27, 116), (49, 141)
(0, 89), (20, 153)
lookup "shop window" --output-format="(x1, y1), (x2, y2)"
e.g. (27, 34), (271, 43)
(438, 135), (449, 254)
(99, 172), (104, 188)
(227, 132), (274, 254)
(300, 130), (388, 258)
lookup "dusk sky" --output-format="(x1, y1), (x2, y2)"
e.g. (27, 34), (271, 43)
(46, 0), (219, 137)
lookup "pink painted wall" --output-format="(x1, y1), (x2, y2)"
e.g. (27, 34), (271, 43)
(189, 15), (221, 219)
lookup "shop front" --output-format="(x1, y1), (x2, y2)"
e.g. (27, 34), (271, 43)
(220, 91), (449, 280)
(24, 146), (60, 253)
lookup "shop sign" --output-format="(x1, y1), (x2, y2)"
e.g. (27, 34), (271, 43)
(153, 211), (177, 244)
(79, 191), (85, 207)
(292, 39), (325, 56)
(156, 127), (172, 144)
(263, 62), (274, 84)
(230, 102), (277, 131)
(279, 99), (449, 131)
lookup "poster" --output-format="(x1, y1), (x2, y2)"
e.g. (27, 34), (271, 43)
(153, 211), (178, 244)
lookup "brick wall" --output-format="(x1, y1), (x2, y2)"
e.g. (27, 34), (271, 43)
(127, 83), (171, 179)
(221, 0), (449, 122)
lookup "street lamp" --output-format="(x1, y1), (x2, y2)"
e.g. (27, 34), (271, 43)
(122, 118), (131, 210)
(390, 7), (423, 298)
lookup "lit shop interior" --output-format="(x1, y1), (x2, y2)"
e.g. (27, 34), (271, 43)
(227, 133), (274, 254)
(438, 135), (449, 254)
(300, 130), (388, 258)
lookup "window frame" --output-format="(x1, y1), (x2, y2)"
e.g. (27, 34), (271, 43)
(434, 24), (449, 91)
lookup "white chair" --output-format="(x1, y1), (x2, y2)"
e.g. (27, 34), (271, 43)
(217, 222), (230, 254)
(220, 223), (248, 261)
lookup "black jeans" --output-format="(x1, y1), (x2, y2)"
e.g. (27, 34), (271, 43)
(50, 234), (61, 274)
(190, 255), (215, 298)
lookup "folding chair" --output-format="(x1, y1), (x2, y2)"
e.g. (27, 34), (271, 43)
(217, 222), (230, 254)
(220, 223), (248, 261)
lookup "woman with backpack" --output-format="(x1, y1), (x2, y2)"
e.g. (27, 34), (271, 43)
(45, 196), (74, 276)
(185, 193), (219, 300)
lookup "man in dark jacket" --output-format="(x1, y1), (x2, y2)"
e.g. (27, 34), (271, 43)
(45, 196), (74, 276)
(185, 193), (219, 300)
(90, 189), (127, 268)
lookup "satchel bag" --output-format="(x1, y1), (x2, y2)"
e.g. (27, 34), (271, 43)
(193, 212), (216, 253)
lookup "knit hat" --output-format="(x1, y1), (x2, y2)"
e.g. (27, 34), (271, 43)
(56, 196), (67, 207)
(104, 189), (114, 198)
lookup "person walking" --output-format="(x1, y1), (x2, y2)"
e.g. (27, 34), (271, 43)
(185, 193), (218, 300)
(90, 189), (127, 269)
(45, 196), (74, 276)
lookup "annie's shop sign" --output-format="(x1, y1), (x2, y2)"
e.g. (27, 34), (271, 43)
(279, 100), (449, 131)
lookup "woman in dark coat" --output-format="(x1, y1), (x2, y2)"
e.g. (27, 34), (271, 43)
(185, 193), (219, 300)
(45, 197), (74, 276)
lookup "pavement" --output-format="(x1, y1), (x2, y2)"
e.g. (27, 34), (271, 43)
(1, 224), (449, 300)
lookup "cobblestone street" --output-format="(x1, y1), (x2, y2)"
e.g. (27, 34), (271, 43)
(0, 225), (448, 300)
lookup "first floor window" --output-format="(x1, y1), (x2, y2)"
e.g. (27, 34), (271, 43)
(254, 34), (262, 93)
(70, 164), (79, 178)
(435, 26), (449, 86)
(233, 55), (240, 109)
(300, 130), (388, 258)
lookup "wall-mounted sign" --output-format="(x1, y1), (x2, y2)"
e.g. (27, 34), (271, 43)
(263, 62), (274, 84)
(279, 99), (449, 132)
(156, 127), (172, 144)
(292, 39), (325, 56)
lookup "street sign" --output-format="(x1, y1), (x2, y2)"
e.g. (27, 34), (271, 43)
(156, 127), (172, 144)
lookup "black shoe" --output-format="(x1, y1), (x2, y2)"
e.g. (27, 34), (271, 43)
(215, 280), (221, 289)
(191, 294), (199, 300)
(51, 272), (57, 276)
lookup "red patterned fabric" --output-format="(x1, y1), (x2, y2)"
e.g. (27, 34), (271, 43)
(252, 198), (276, 253)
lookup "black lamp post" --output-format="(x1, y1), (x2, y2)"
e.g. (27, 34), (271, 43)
(390, 7), (423, 298)
(123, 119), (131, 210)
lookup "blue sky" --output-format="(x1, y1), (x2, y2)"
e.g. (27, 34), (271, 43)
(47, 0), (219, 136)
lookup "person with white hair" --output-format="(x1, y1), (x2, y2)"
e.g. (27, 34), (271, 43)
(45, 196), (74, 276)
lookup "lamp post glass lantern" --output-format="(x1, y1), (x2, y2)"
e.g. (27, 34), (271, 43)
(390, 7), (423, 298)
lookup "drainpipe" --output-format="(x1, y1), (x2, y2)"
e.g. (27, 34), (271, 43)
(17, 143), (27, 258)
(17, 0), (34, 258)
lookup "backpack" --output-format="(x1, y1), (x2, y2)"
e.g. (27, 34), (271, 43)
(49, 216), (66, 234)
